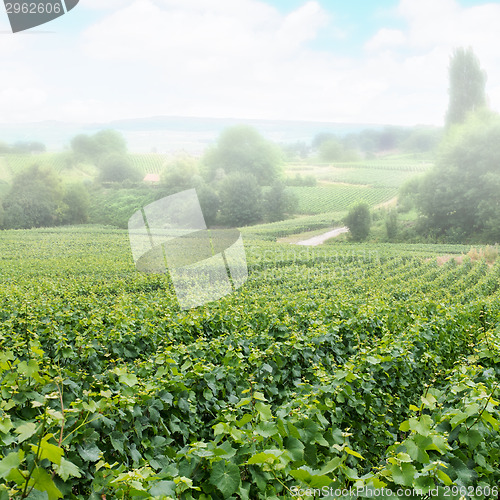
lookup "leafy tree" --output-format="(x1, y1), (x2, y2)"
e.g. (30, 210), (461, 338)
(62, 183), (90, 224)
(445, 47), (487, 127)
(71, 134), (101, 161)
(196, 184), (220, 227)
(344, 202), (371, 241)
(318, 137), (345, 161)
(219, 173), (262, 226)
(71, 130), (127, 163)
(203, 125), (282, 185)
(401, 126), (442, 153)
(98, 153), (141, 183)
(160, 156), (200, 195)
(93, 129), (127, 156)
(385, 209), (398, 240)
(415, 110), (500, 240)
(2, 165), (63, 229)
(263, 182), (298, 222)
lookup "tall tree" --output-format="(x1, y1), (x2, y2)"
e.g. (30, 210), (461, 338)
(414, 110), (500, 241)
(445, 47), (487, 127)
(344, 202), (371, 242)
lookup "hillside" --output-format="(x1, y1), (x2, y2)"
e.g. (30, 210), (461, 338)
(0, 226), (499, 497)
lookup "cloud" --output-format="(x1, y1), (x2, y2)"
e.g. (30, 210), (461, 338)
(365, 28), (406, 52)
(0, 87), (47, 121)
(3, 0), (500, 126)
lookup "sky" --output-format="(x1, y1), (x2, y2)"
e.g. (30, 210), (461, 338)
(1, 0), (500, 126)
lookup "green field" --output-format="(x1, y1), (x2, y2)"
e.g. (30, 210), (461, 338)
(289, 186), (398, 214)
(0, 153), (431, 222)
(1, 226), (499, 498)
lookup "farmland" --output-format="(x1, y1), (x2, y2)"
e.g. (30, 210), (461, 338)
(1, 226), (500, 499)
(289, 186), (397, 215)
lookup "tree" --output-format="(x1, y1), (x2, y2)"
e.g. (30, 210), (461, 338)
(344, 202), (371, 241)
(385, 209), (398, 241)
(196, 184), (220, 227)
(263, 182), (298, 222)
(445, 47), (487, 127)
(98, 153), (141, 183)
(71, 129), (127, 163)
(93, 129), (127, 154)
(218, 173), (262, 226)
(203, 125), (282, 185)
(2, 165), (64, 229)
(62, 183), (90, 224)
(415, 110), (500, 241)
(160, 156), (200, 195)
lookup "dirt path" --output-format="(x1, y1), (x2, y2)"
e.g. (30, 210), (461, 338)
(295, 227), (349, 246)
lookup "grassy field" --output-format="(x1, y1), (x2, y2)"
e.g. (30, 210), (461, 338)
(1, 226), (499, 498)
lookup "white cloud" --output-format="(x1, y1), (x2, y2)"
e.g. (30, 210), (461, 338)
(365, 28), (406, 52)
(0, 87), (47, 121)
(3, 0), (500, 126)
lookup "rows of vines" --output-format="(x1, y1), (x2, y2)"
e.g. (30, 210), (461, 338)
(1, 228), (499, 499)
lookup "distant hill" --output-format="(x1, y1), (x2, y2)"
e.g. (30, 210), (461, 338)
(0, 116), (388, 154)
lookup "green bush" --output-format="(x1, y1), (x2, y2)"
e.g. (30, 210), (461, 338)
(344, 202), (371, 241)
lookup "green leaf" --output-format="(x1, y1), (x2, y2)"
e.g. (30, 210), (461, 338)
(119, 373), (138, 387)
(110, 431), (125, 453)
(389, 462), (416, 486)
(0, 417), (13, 434)
(149, 480), (176, 497)
(31, 436), (64, 466)
(24, 490), (49, 500)
(253, 392), (267, 401)
(255, 402), (272, 421)
(399, 420), (410, 432)
(255, 421), (277, 438)
(458, 428), (482, 449)
(209, 460), (240, 497)
(237, 414), (253, 427)
(436, 469), (453, 486)
(77, 443), (101, 462)
(344, 446), (364, 460)
(409, 415), (432, 436)
(320, 457), (342, 475)
(450, 411), (468, 428)
(55, 457), (81, 482)
(18, 360), (39, 377)
(247, 450), (282, 465)
(404, 438), (430, 464)
(15, 422), (38, 443)
(421, 393), (437, 408)
(290, 469), (312, 482)
(284, 437), (304, 462)
(0, 452), (23, 480)
(30, 467), (62, 500)
(481, 411), (500, 430)
(396, 453), (412, 463)
(449, 457), (477, 485)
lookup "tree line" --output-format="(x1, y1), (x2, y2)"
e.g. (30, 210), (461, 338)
(398, 47), (500, 243)
(0, 125), (299, 230)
